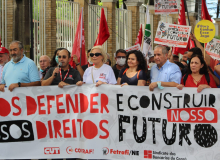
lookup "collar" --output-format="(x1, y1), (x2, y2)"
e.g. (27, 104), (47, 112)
(10, 54), (26, 64)
(156, 60), (169, 70)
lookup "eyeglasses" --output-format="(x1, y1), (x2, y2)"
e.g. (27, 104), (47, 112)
(58, 55), (67, 59)
(90, 53), (102, 57)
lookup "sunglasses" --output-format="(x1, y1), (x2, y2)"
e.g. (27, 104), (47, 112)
(58, 55), (67, 59)
(90, 53), (102, 57)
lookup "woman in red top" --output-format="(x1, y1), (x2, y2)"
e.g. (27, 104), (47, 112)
(177, 54), (217, 92)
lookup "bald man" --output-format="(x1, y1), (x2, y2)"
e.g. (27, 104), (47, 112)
(39, 55), (51, 79)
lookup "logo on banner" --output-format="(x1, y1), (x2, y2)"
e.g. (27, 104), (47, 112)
(44, 147), (60, 154)
(144, 150), (152, 159)
(66, 146), (73, 154)
(75, 148), (94, 154)
(99, 73), (106, 79)
(102, 147), (109, 155)
(102, 148), (139, 156)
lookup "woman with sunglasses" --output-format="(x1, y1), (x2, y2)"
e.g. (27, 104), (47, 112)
(76, 45), (117, 86)
(117, 50), (147, 86)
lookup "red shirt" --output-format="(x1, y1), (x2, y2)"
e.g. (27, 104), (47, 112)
(181, 73), (217, 88)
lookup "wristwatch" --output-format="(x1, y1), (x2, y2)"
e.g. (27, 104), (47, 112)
(18, 82), (21, 87)
(76, 63), (80, 66)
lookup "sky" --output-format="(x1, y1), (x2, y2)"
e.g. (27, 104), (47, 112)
(207, 0), (218, 19)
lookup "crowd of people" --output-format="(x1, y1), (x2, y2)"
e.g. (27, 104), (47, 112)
(0, 35), (219, 94)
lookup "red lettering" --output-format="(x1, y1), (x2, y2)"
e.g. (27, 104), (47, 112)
(26, 96), (37, 116)
(0, 98), (11, 117)
(56, 94), (65, 114)
(48, 120), (53, 138)
(90, 93), (99, 113)
(36, 121), (47, 139)
(38, 95), (46, 115)
(83, 120), (98, 139)
(100, 94), (109, 113)
(66, 94), (79, 113)
(63, 119), (71, 138)
(12, 97), (21, 116)
(80, 93), (88, 113)
(99, 120), (109, 139)
(77, 119), (83, 137)
(72, 119), (77, 138)
(53, 120), (62, 138)
(47, 95), (55, 115)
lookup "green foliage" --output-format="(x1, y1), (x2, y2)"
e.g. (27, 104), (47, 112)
(214, 35), (220, 40)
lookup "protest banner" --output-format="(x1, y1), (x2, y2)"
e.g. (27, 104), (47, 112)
(114, 44), (141, 57)
(194, 20), (215, 44)
(0, 85), (219, 159)
(154, 21), (191, 48)
(205, 38), (220, 60)
(154, 0), (178, 14)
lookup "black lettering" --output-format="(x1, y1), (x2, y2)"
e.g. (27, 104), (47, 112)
(148, 117), (161, 144)
(133, 116), (146, 143)
(183, 94), (190, 108)
(128, 95), (139, 110)
(118, 115), (130, 142)
(193, 94), (203, 107)
(179, 124), (192, 146)
(173, 96), (182, 108)
(209, 94), (215, 107)
(162, 119), (176, 145)
(117, 94), (124, 111)
(164, 93), (172, 109)
(152, 93), (162, 110)
(139, 96), (150, 108)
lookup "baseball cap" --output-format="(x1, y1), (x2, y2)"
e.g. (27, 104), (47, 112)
(0, 47), (9, 54)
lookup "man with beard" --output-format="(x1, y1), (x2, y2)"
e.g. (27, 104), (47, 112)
(0, 47), (9, 84)
(0, 41), (40, 92)
(42, 49), (81, 88)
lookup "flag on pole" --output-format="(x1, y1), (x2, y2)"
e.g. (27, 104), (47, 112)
(172, 0), (189, 55)
(142, 5), (153, 57)
(135, 25), (143, 47)
(69, 8), (86, 68)
(201, 0), (212, 21)
(94, 8), (110, 46)
(189, 38), (195, 49)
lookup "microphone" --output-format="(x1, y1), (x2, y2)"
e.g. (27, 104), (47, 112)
(54, 62), (63, 77)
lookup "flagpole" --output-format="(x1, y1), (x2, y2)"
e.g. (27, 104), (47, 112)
(184, 0), (190, 26)
(141, 3), (149, 51)
(80, 7), (83, 65)
(184, 0), (192, 50)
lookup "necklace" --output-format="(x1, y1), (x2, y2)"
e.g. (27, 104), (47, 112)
(192, 76), (202, 84)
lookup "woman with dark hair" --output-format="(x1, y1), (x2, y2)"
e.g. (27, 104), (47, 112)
(50, 48), (65, 67)
(117, 50), (147, 86)
(177, 54), (216, 92)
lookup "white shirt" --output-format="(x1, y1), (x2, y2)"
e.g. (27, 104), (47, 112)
(83, 64), (117, 84)
(0, 65), (4, 84)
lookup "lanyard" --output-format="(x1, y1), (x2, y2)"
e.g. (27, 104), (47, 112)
(59, 68), (70, 81)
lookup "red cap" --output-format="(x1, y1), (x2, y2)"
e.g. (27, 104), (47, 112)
(0, 47), (9, 54)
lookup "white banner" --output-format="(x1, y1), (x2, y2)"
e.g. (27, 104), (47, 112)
(206, 38), (220, 60)
(154, 21), (191, 48)
(154, 0), (178, 14)
(0, 85), (220, 160)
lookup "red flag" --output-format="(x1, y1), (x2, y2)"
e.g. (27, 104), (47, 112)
(173, 0), (189, 55)
(69, 8), (86, 68)
(189, 38), (195, 49)
(135, 25), (143, 47)
(201, 0), (212, 21)
(94, 8), (110, 46)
